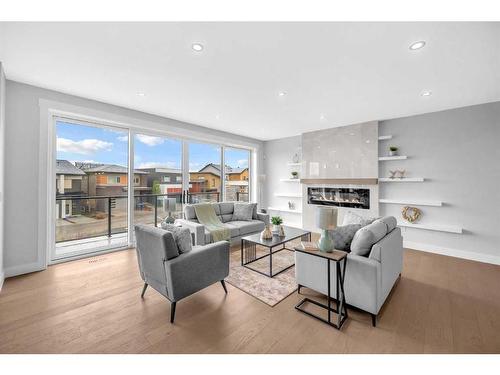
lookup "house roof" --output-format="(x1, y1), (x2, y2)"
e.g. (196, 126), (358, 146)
(137, 167), (182, 174)
(197, 163), (247, 175)
(56, 160), (86, 176)
(81, 164), (148, 174)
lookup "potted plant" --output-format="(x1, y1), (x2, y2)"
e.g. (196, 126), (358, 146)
(389, 146), (398, 156)
(271, 216), (285, 236)
(291, 171), (299, 179)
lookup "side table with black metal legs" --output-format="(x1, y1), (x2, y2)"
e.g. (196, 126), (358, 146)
(294, 247), (348, 330)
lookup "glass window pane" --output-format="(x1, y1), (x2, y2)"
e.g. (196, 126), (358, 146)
(188, 142), (221, 203)
(224, 147), (250, 202)
(55, 120), (128, 258)
(133, 134), (183, 227)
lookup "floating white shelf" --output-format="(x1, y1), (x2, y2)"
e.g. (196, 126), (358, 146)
(379, 198), (442, 207)
(268, 206), (302, 214)
(379, 177), (425, 182)
(287, 162), (302, 167)
(398, 221), (462, 234)
(280, 178), (301, 182)
(275, 193), (303, 198)
(379, 156), (408, 161)
(378, 135), (393, 140)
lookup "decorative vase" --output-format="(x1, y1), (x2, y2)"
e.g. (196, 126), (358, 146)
(389, 150), (397, 156)
(292, 153), (299, 163)
(278, 225), (285, 237)
(318, 229), (334, 253)
(261, 225), (273, 240)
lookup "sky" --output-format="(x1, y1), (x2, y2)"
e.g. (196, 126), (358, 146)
(56, 120), (250, 172)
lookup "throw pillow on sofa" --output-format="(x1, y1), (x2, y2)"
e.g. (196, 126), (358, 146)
(232, 202), (254, 221)
(330, 224), (362, 251)
(350, 221), (387, 256)
(342, 211), (376, 227)
(161, 224), (193, 253)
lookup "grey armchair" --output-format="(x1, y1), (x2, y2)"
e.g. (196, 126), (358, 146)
(134, 224), (230, 323)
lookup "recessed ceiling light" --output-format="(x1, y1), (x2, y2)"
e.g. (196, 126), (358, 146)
(409, 41), (426, 51)
(215, 114), (220, 120)
(421, 90), (432, 97)
(278, 91), (287, 97)
(192, 43), (204, 52)
(136, 92), (145, 97)
(320, 114), (326, 120)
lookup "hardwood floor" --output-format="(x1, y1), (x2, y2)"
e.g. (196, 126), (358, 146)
(1, 245), (499, 353)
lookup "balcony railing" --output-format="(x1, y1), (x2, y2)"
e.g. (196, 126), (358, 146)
(55, 191), (221, 244)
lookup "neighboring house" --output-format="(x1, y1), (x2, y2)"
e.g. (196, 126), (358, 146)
(77, 162), (148, 212)
(189, 163), (249, 201)
(136, 167), (183, 195)
(189, 163), (222, 193)
(56, 160), (86, 219)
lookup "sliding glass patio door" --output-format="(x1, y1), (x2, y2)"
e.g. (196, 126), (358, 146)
(54, 118), (130, 260)
(52, 117), (253, 262)
(187, 141), (222, 203)
(132, 133), (185, 229)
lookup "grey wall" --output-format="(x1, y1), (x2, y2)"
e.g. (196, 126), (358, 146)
(379, 101), (500, 263)
(0, 64), (5, 289)
(4, 80), (263, 276)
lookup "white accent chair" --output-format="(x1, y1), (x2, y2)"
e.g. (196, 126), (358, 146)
(295, 216), (403, 326)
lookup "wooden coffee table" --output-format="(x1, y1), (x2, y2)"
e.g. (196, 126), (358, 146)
(240, 226), (311, 278)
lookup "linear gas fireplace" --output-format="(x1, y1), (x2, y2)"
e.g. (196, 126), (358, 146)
(307, 187), (370, 210)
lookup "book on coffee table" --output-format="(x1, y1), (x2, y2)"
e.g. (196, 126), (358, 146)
(298, 241), (319, 251)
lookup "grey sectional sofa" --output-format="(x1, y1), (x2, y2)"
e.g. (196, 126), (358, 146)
(295, 216), (403, 326)
(175, 202), (270, 245)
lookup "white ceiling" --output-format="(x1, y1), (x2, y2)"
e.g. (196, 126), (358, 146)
(1, 22), (499, 140)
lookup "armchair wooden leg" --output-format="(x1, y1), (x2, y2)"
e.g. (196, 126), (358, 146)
(170, 301), (177, 323)
(371, 313), (377, 327)
(220, 280), (228, 294)
(297, 284), (302, 294)
(141, 283), (148, 298)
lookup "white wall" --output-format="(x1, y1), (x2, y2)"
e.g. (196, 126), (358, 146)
(0, 63), (5, 290)
(263, 136), (303, 228)
(4, 80), (263, 277)
(379, 101), (500, 264)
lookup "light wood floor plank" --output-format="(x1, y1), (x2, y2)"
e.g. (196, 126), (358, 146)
(0, 246), (499, 353)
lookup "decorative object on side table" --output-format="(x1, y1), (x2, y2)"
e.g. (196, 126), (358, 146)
(271, 216), (285, 236)
(389, 146), (398, 156)
(260, 224), (273, 240)
(291, 171), (299, 179)
(402, 206), (422, 223)
(288, 201), (295, 210)
(316, 207), (338, 252)
(163, 197), (177, 224)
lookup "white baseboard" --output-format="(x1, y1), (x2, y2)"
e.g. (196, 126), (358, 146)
(0, 270), (4, 292)
(404, 241), (500, 265)
(4, 261), (46, 278)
